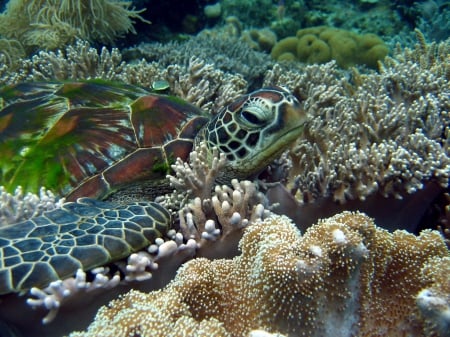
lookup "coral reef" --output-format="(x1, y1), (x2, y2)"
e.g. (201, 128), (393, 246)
(160, 142), (270, 257)
(220, 0), (276, 28)
(241, 28), (278, 53)
(271, 26), (389, 69)
(0, 40), (129, 84)
(436, 192), (450, 247)
(69, 212), (450, 337)
(0, 186), (64, 226)
(416, 256), (450, 336)
(0, 0), (148, 60)
(413, 1), (450, 43)
(0, 142), (269, 335)
(26, 267), (121, 324)
(123, 32), (274, 89)
(163, 57), (247, 112)
(264, 35), (449, 204)
(0, 40), (248, 112)
(0, 26), (448, 337)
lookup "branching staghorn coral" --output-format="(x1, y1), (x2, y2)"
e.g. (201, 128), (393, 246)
(1, 31), (448, 337)
(387, 30), (450, 79)
(27, 267), (121, 324)
(69, 212), (450, 337)
(164, 56), (247, 112)
(263, 37), (449, 204)
(0, 186), (64, 226)
(0, 40), (146, 84)
(15, 143), (267, 328)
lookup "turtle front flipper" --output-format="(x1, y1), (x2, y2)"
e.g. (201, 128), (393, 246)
(0, 198), (170, 294)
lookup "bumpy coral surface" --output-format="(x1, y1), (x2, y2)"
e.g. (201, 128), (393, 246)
(271, 26), (388, 68)
(70, 212), (450, 337)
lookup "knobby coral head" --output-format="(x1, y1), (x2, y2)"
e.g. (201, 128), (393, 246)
(70, 212), (450, 337)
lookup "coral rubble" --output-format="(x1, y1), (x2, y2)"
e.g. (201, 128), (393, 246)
(69, 212), (450, 337)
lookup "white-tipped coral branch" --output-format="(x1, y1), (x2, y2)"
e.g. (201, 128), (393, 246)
(0, 186), (64, 226)
(27, 268), (120, 324)
(161, 142), (269, 244)
(165, 56), (247, 111)
(166, 144), (227, 202)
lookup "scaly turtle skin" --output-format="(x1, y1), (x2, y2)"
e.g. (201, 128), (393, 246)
(0, 81), (306, 295)
(0, 198), (170, 293)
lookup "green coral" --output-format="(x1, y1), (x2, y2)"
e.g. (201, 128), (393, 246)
(271, 26), (389, 69)
(0, 0), (149, 61)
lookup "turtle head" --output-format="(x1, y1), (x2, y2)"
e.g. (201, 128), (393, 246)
(197, 86), (307, 180)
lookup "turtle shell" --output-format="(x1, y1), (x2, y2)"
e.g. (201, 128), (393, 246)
(0, 80), (209, 201)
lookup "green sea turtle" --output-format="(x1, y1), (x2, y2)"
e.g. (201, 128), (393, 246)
(0, 80), (306, 296)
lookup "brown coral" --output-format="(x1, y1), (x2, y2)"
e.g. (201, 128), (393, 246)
(70, 212), (450, 337)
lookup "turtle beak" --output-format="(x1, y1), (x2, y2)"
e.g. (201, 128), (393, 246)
(265, 100), (306, 154)
(283, 100), (308, 133)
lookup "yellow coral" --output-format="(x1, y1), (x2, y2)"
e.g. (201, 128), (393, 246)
(243, 28), (277, 52)
(270, 36), (298, 60)
(70, 212), (450, 337)
(271, 26), (389, 69)
(296, 34), (331, 64)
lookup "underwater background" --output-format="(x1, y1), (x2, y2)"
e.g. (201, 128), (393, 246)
(0, 1), (449, 337)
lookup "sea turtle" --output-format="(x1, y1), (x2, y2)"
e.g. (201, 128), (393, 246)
(0, 80), (306, 295)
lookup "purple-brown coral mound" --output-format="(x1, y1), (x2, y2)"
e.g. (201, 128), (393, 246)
(69, 212), (450, 337)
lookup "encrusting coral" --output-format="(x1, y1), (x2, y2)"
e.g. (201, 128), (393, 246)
(69, 212), (450, 337)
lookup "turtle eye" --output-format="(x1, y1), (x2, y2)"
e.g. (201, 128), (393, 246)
(241, 109), (264, 125)
(239, 104), (271, 128)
